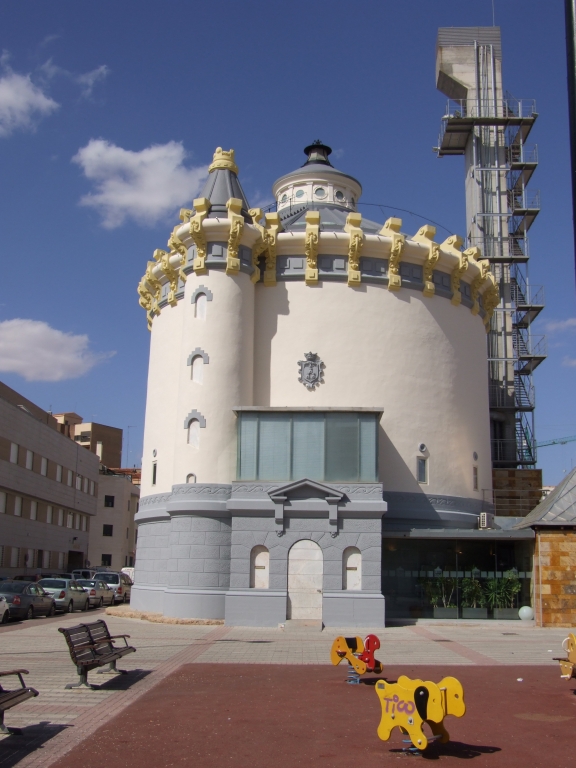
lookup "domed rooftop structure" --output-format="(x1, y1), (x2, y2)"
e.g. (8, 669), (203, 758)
(272, 141), (381, 233)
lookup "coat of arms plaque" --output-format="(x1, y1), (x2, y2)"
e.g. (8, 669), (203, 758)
(298, 352), (325, 390)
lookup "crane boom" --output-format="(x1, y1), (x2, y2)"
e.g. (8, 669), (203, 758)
(536, 435), (576, 448)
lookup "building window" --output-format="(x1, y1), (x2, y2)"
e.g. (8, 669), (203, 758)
(0, 492), (6, 514)
(101, 554), (112, 566)
(46, 505), (53, 524)
(67, 470), (73, 487)
(152, 462), (157, 485)
(9, 443), (18, 464)
(30, 501), (37, 521)
(417, 457), (428, 484)
(25, 450), (33, 470)
(81, 515), (87, 531)
(104, 495), (115, 508)
(186, 473), (196, 483)
(83, 477), (88, 493)
(237, 411), (378, 482)
(74, 514), (80, 530)
(40, 457), (48, 476)
(58, 508), (64, 526)
(103, 524), (113, 537)
(66, 512), (73, 528)
(343, 547), (362, 591)
(126, 527), (129, 539)
(195, 293), (207, 320)
(14, 496), (22, 516)
(473, 466), (479, 491)
(187, 419), (200, 448)
(191, 356), (204, 384)
(89, 480), (95, 495)
(10, 547), (20, 568)
(75, 475), (82, 491)
(56, 464), (63, 482)
(127, 500), (130, 511)
(42, 550), (50, 569)
(25, 549), (34, 567)
(58, 552), (65, 569)
(250, 545), (270, 589)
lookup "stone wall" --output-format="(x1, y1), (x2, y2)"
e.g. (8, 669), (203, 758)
(492, 469), (543, 517)
(534, 530), (576, 627)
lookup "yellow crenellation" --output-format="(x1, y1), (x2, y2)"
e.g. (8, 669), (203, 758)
(226, 198), (244, 275)
(345, 212), (364, 286)
(414, 225), (440, 297)
(189, 198), (211, 275)
(380, 217), (404, 292)
(304, 211), (320, 285)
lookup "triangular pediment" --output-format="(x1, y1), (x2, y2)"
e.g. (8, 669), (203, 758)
(268, 478), (345, 502)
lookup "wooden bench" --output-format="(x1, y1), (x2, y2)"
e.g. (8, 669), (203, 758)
(58, 620), (136, 689)
(554, 632), (576, 680)
(0, 669), (39, 734)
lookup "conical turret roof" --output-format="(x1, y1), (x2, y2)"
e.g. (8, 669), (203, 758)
(198, 147), (252, 222)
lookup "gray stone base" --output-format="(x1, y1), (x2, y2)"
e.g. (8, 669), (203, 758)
(225, 590), (287, 626)
(163, 588), (226, 619)
(130, 585), (166, 614)
(322, 591), (385, 627)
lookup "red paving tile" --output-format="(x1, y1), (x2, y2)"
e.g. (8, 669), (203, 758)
(51, 664), (576, 768)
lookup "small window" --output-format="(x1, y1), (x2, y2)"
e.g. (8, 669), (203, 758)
(417, 457), (428, 484)
(46, 505), (53, 524)
(30, 501), (37, 520)
(0, 491), (6, 514)
(14, 496), (22, 516)
(103, 524), (113, 537)
(40, 457), (48, 476)
(343, 547), (362, 590)
(75, 475), (82, 491)
(25, 450), (33, 470)
(191, 355), (204, 384)
(126, 527), (129, 539)
(10, 547), (20, 568)
(81, 515), (87, 531)
(9, 443), (18, 464)
(104, 495), (115, 508)
(127, 499), (130, 511)
(101, 554), (112, 566)
(89, 480), (95, 495)
(58, 552), (65, 569)
(473, 466), (479, 491)
(58, 508), (64, 526)
(83, 477), (88, 493)
(56, 464), (63, 482)
(67, 470), (73, 487)
(250, 545), (269, 589)
(74, 514), (80, 530)
(152, 462), (157, 485)
(67, 512), (73, 528)
(195, 293), (207, 320)
(186, 473), (196, 484)
(42, 550), (50, 568)
(188, 419), (200, 448)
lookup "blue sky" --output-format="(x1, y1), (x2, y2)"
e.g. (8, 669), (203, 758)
(0, 0), (575, 484)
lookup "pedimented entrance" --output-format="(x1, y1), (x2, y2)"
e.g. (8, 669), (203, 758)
(287, 540), (323, 620)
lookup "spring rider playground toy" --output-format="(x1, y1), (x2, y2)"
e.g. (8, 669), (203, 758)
(375, 675), (466, 753)
(330, 635), (383, 683)
(554, 633), (576, 679)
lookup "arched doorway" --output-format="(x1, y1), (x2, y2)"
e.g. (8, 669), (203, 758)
(287, 540), (323, 620)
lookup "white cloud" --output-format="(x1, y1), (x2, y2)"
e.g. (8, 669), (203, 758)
(76, 65), (109, 98)
(72, 139), (208, 228)
(0, 319), (114, 382)
(544, 318), (576, 333)
(563, 356), (576, 368)
(0, 70), (58, 137)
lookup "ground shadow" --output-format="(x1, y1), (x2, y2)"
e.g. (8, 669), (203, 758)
(0, 722), (70, 768)
(214, 640), (274, 644)
(390, 741), (502, 761)
(86, 668), (152, 691)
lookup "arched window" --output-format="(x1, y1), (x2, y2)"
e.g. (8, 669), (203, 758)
(188, 419), (200, 448)
(191, 356), (203, 383)
(250, 545), (269, 589)
(195, 293), (207, 320)
(342, 547), (362, 591)
(186, 473), (196, 484)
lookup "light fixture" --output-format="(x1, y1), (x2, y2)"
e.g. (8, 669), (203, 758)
(418, 443), (427, 453)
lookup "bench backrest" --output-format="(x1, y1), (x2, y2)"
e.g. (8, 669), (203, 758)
(59, 620), (113, 666)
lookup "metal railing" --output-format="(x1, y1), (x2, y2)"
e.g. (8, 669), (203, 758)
(482, 488), (545, 517)
(507, 189), (541, 212)
(442, 98), (538, 121)
(466, 234), (530, 261)
(489, 379), (535, 410)
(513, 331), (547, 359)
(506, 144), (538, 165)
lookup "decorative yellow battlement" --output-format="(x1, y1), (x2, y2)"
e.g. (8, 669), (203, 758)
(208, 147), (238, 175)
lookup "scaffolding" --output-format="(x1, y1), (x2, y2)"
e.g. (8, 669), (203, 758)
(436, 28), (546, 469)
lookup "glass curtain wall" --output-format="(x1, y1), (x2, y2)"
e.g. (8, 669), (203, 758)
(382, 538), (533, 619)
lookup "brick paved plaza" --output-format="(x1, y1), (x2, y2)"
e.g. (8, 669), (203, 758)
(0, 611), (573, 767)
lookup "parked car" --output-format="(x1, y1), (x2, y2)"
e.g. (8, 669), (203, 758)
(12, 572), (73, 581)
(94, 571), (132, 604)
(0, 595), (9, 623)
(0, 581), (56, 620)
(37, 578), (89, 613)
(121, 567), (135, 582)
(76, 579), (115, 608)
(72, 569), (100, 581)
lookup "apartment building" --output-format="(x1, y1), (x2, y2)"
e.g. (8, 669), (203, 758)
(53, 412), (122, 468)
(0, 382), (99, 576)
(87, 469), (139, 570)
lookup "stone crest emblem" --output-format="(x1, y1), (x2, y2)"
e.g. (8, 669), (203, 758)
(298, 352), (325, 390)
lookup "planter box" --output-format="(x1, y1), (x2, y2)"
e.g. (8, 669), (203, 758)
(462, 607), (488, 619)
(494, 608), (520, 620)
(433, 607), (458, 619)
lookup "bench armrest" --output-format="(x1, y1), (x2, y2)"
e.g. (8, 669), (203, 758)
(0, 669), (29, 678)
(108, 634), (130, 640)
